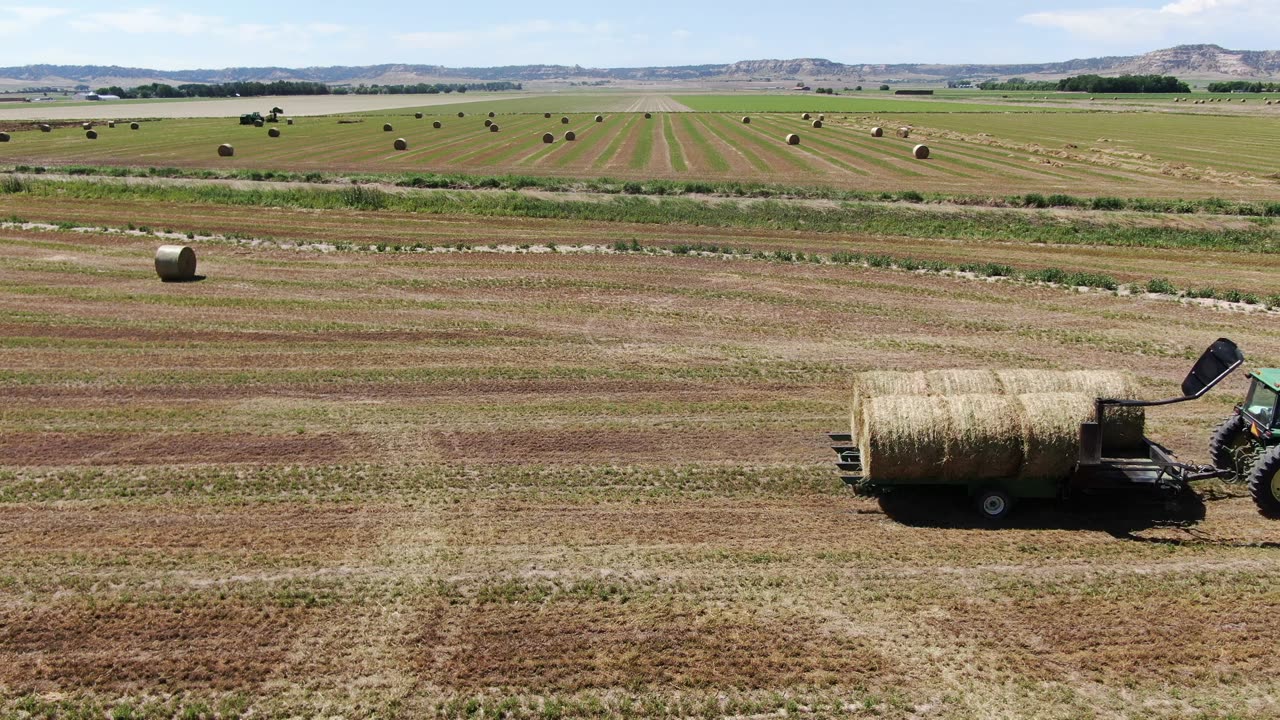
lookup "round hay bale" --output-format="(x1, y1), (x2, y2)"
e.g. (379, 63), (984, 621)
(818, 114), (825, 121)
(154, 245), (197, 281)
(254, 119), (264, 127)
(433, 121), (442, 129)
(489, 123), (499, 132)
(912, 144), (930, 159)
(287, 118), (294, 125)
(870, 127), (883, 137)
(644, 112), (652, 119)
(564, 130), (576, 141)
(542, 132), (554, 144)
(38, 124), (51, 132)
(544, 112), (552, 118)
(393, 137), (408, 151)
(802, 113), (811, 120)
(811, 120), (823, 128)
(1017, 393), (1096, 480)
(785, 133), (800, 145)
(0, 132), (8, 142)
(268, 127), (281, 138)
(594, 115), (604, 122)
(484, 119), (492, 127)
(561, 116), (570, 124)
(897, 127), (911, 138)
(457, 112), (465, 118)
(130, 122), (140, 130)
(487, 111), (495, 118)
(383, 123), (393, 132)
(217, 143), (234, 157)
(415, 112), (423, 119)
(741, 116), (751, 124)
(107, 121), (115, 128)
(85, 130), (97, 140)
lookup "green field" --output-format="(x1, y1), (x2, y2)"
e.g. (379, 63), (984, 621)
(673, 94), (1070, 113)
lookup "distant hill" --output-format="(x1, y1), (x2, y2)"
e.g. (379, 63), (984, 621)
(2, 45), (1277, 90)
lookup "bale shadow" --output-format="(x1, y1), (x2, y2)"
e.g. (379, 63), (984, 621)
(877, 486), (1206, 537)
(160, 275), (206, 283)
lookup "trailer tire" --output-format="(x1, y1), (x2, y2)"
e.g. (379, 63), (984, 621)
(1248, 445), (1280, 518)
(1210, 414), (1253, 482)
(976, 488), (1013, 521)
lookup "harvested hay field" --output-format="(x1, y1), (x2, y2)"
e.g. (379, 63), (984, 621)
(3, 179), (1280, 719)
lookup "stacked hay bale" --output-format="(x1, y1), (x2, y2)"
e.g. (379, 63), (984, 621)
(850, 370), (1146, 483)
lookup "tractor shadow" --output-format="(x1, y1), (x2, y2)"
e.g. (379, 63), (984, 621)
(878, 487), (1208, 539)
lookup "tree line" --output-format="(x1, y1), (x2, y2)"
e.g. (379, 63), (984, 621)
(1207, 81), (1280, 93)
(977, 74), (1189, 93)
(93, 80), (520, 99)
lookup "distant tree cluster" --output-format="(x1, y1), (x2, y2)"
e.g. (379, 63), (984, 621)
(976, 77), (1058, 91)
(94, 80), (521, 99)
(814, 87), (837, 95)
(1056, 74), (1189, 93)
(1207, 80), (1280, 93)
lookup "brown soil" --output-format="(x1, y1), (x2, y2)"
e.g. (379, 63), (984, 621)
(0, 431), (368, 466)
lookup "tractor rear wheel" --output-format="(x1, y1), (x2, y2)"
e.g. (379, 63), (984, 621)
(1210, 414), (1253, 482)
(1248, 446), (1280, 518)
(976, 488), (1013, 521)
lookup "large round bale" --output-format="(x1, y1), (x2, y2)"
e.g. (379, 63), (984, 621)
(489, 123), (500, 132)
(897, 127), (911, 138)
(0, 132), (8, 142)
(383, 123), (393, 132)
(217, 143), (235, 157)
(818, 114), (825, 121)
(802, 113), (812, 120)
(812, 120), (823, 128)
(484, 119), (492, 127)
(1017, 393), (1097, 480)
(287, 118), (294, 125)
(458, 111), (465, 118)
(107, 121), (115, 128)
(542, 132), (555, 143)
(741, 116), (751, 124)
(644, 112), (652, 119)
(38, 124), (51, 132)
(130, 122), (140, 130)
(564, 130), (576, 141)
(415, 112), (423, 119)
(594, 115), (604, 122)
(487, 111), (495, 118)
(870, 127), (883, 137)
(85, 130), (97, 140)
(561, 116), (570, 124)
(393, 137), (408, 150)
(544, 112), (552, 118)
(912, 144), (930, 159)
(268, 127), (281, 138)
(785, 133), (800, 145)
(433, 121), (442, 129)
(154, 245), (197, 282)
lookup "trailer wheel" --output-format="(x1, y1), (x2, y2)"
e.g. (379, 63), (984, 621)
(1210, 414), (1253, 482)
(1248, 445), (1280, 518)
(976, 488), (1013, 521)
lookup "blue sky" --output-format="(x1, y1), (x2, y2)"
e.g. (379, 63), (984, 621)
(1, 1), (1276, 69)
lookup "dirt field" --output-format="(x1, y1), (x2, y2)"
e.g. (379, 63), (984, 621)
(3, 182), (1280, 718)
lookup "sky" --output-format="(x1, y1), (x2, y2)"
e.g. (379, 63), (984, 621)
(0, 0), (1278, 70)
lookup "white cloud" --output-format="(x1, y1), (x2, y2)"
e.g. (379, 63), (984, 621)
(67, 8), (350, 49)
(0, 5), (69, 35)
(1020, 0), (1280, 41)
(394, 19), (618, 51)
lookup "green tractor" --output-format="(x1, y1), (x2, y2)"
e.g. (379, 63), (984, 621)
(1209, 368), (1280, 516)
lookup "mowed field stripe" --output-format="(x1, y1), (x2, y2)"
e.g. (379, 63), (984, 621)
(671, 114), (731, 174)
(661, 114), (687, 173)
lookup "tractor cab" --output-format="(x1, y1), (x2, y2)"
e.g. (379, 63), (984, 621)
(1240, 370), (1280, 436)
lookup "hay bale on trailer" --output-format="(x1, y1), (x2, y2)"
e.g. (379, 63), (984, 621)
(871, 127), (883, 137)
(268, 127), (281, 137)
(85, 130), (97, 140)
(812, 120), (823, 128)
(130, 122), (140, 130)
(383, 123), (393, 131)
(785, 133), (800, 145)
(564, 130), (576, 141)
(542, 132), (555, 143)
(393, 138), (408, 150)
(897, 127), (911, 138)
(433, 121), (443, 128)
(912, 144), (930, 159)
(595, 115), (604, 122)
(742, 116), (751, 124)
(154, 245), (197, 281)
(217, 143), (234, 157)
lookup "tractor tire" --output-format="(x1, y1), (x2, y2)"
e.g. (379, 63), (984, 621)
(1248, 445), (1280, 518)
(976, 488), (1013, 522)
(1209, 414), (1252, 482)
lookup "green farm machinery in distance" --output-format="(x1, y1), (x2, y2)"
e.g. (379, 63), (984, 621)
(831, 338), (1280, 520)
(239, 107), (283, 125)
